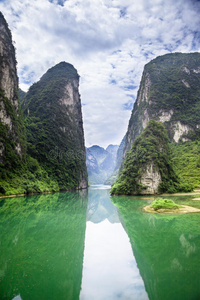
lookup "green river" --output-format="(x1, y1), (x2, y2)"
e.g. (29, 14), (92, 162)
(0, 185), (200, 300)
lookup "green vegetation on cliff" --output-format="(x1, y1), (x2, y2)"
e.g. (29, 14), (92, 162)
(0, 13), (52, 196)
(145, 53), (200, 133)
(18, 88), (26, 103)
(0, 156), (59, 196)
(0, 87), (59, 196)
(111, 120), (192, 195)
(170, 141), (200, 188)
(125, 52), (200, 155)
(0, 13), (87, 196)
(23, 62), (87, 191)
(0, 89), (26, 170)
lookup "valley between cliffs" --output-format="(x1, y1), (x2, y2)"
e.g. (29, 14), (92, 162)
(1, 11), (200, 197)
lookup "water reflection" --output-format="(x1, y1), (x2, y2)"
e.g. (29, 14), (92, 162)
(0, 191), (88, 300)
(87, 185), (120, 224)
(80, 185), (148, 300)
(112, 195), (200, 300)
(2, 187), (198, 300)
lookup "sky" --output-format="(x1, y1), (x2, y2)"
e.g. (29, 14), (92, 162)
(0, 0), (200, 148)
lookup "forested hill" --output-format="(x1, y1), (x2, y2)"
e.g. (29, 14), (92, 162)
(23, 62), (88, 190)
(123, 52), (200, 160)
(111, 120), (190, 195)
(0, 12), (87, 195)
(0, 11), (27, 194)
(115, 52), (200, 193)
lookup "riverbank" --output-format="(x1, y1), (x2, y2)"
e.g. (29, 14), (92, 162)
(0, 186), (88, 199)
(161, 189), (200, 197)
(143, 204), (200, 214)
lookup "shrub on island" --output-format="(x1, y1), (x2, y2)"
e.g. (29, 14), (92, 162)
(150, 198), (181, 211)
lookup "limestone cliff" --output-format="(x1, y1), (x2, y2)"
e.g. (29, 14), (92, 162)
(0, 12), (87, 195)
(23, 62), (88, 190)
(111, 120), (183, 195)
(0, 12), (25, 169)
(123, 53), (200, 161)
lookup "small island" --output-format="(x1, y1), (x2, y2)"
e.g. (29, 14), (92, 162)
(143, 198), (200, 214)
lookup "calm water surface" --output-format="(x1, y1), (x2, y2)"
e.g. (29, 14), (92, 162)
(0, 185), (200, 300)
(80, 185), (147, 300)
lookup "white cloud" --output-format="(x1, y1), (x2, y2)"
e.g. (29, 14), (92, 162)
(0, 0), (200, 148)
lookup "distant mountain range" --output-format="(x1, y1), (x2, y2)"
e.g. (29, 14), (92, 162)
(86, 144), (118, 184)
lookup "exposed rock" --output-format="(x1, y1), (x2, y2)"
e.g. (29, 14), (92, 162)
(0, 102), (12, 130)
(193, 67), (200, 73)
(0, 12), (25, 165)
(121, 53), (200, 164)
(23, 62), (88, 190)
(182, 66), (190, 74)
(142, 109), (150, 129)
(0, 13), (18, 106)
(158, 109), (174, 123)
(182, 79), (190, 88)
(138, 72), (151, 104)
(111, 120), (179, 195)
(172, 121), (192, 142)
(139, 163), (162, 195)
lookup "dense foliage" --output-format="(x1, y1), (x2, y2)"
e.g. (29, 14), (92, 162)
(111, 120), (192, 195)
(0, 155), (59, 196)
(170, 140), (200, 188)
(0, 12), (87, 195)
(0, 89), (26, 169)
(22, 62), (87, 191)
(0, 12), (60, 196)
(18, 88), (26, 103)
(150, 198), (181, 210)
(0, 90), (59, 196)
(124, 52), (200, 156)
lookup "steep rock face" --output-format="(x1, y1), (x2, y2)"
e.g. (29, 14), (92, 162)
(111, 120), (180, 195)
(23, 62), (88, 190)
(86, 148), (99, 175)
(104, 137), (126, 185)
(0, 13), (18, 104)
(0, 12), (25, 169)
(123, 53), (200, 161)
(106, 144), (118, 157)
(139, 163), (161, 195)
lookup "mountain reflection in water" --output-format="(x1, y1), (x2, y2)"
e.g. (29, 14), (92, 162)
(80, 185), (148, 300)
(1, 186), (198, 300)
